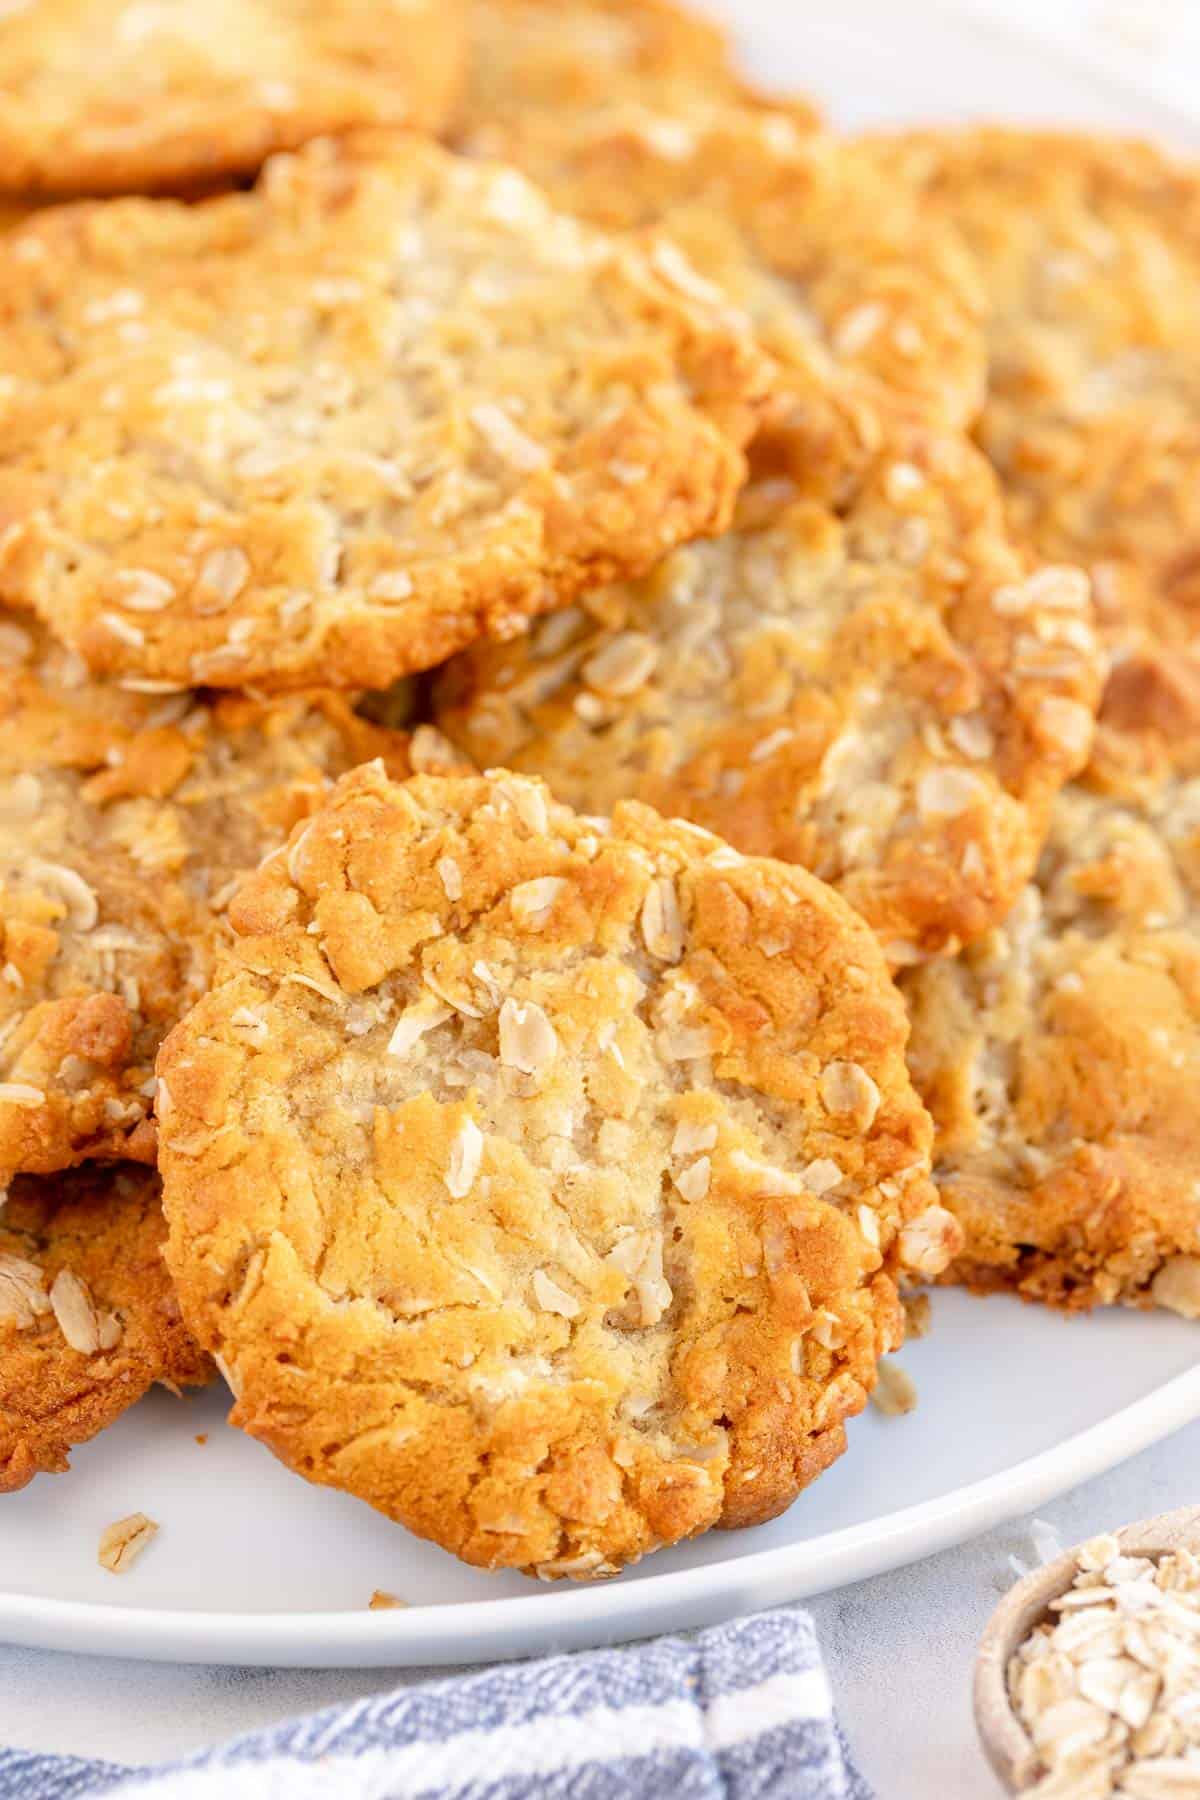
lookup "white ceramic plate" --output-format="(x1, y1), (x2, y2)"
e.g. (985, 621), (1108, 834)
(5, 0), (1200, 1670)
(3, 1292), (1200, 1666)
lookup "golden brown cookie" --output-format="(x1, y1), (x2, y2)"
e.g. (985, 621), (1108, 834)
(0, 199), (38, 232)
(158, 766), (953, 1577)
(905, 652), (1200, 1312)
(0, 609), (421, 1187)
(0, 0), (465, 196)
(0, 1164), (209, 1492)
(435, 422), (1103, 963)
(860, 130), (1200, 650)
(0, 132), (770, 693)
(456, 0), (816, 143)
(456, 104), (984, 436)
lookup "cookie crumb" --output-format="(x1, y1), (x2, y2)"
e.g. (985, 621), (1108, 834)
(902, 1292), (932, 1340)
(98, 1512), (159, 1573)
(194, 1433), (208, 1446)
(369, 1590), (407, 1611)
(872, 1358), (918, 1417)
(1029, 1518), (1063, 1567)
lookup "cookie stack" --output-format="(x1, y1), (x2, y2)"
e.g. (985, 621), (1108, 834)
(0, 0), (1194, 1581)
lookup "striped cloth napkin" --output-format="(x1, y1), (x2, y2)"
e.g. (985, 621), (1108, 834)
(0, 1608), (871, 1799)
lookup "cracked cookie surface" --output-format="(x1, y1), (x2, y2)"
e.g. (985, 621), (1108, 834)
(905, 652), (1200, 1312)
(435, 426), (1103, 962)
(861, 130), (1200, 650)
(0, 1164), (209, 1492)
(0, 610), (416, 1186)
(0, 0), (465, 195)
(0, 132), (770, 693)
(158, 766), (952, 1577)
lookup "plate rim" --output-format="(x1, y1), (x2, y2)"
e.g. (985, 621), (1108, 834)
(4, 1360), (1200, 1667)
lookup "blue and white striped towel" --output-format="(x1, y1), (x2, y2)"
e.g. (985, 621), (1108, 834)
(0, 1608), (871, 1799)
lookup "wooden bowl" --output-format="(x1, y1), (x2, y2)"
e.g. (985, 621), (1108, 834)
(974, 1505), (1200, 1792)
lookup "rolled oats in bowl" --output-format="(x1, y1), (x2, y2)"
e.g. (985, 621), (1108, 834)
(1009, 1535), (1200, 1796)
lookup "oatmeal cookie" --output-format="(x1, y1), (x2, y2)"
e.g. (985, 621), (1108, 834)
(0, 1165), (209, 1492)
(456, 105), (984, 435)
(435, 425), (1103, 963)
(905, 652), (1200, 1311)
(158, 766), (953, 1577)
(0, 0), (465, 196)
(0, 200), (37, 233)
(0, 609), (419, 1186)
(0, 132), (770, 693)
(457, 0), (816, 143)
(861, 130), (1200, 649)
